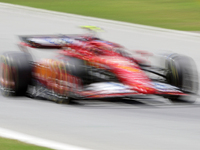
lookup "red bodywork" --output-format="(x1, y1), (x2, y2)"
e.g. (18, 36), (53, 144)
(19, 35), (186, 99)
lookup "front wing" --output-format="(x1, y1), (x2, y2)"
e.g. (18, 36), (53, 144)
(72, 82), (186, 99)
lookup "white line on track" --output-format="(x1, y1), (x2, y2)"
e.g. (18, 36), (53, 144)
(0, 127), (92, 150)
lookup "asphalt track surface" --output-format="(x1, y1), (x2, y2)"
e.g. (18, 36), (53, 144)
(1, 4), (200, 150)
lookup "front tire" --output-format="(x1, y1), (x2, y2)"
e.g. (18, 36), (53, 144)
(165, 54), (199, 103)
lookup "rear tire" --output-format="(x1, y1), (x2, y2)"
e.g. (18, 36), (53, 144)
(0, 52), (32, 96)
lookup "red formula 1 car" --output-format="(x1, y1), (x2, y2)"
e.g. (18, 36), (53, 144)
(0, 26), (199, 103)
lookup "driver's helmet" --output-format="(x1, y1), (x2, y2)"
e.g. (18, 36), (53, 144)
(80, 25), (103, 39)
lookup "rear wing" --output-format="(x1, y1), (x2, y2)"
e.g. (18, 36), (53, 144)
(18, 35), (78, 49)
(18, 26), (103, 50)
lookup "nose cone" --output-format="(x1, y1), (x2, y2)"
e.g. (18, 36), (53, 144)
(113, 65), (156, 94)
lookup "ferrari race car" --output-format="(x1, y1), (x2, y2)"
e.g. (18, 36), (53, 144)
(0, 26), (199, 104)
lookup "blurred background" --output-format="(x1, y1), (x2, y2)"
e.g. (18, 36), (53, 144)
(2, 0), (200, 31)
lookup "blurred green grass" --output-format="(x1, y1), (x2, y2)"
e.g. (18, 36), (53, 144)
(1, 0), (200, 30)
(0, 137), (52, 150)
